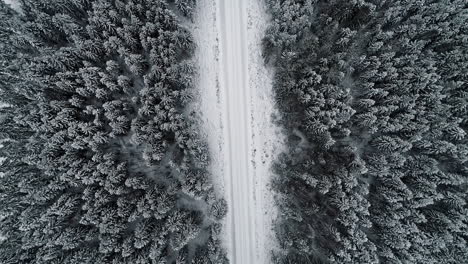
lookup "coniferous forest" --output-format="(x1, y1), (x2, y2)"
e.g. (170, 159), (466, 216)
(264, 0), (467, 263)
(0, 1), (227, 263)
(1, 0), (467, 263)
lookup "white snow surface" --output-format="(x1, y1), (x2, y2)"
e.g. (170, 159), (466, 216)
(192, 0), (284, 263)
(3, 0), (22, 13)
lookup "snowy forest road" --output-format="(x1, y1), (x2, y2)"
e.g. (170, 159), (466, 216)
(219, 0), (256, 263)
(194, 0), (281, 263)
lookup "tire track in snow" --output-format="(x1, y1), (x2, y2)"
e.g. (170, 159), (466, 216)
(193, 0), (283, 263)
(219, 0), (255, 262)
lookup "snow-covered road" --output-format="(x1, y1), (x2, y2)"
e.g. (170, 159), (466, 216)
(219, 0), (255, 263)
(192, 0), (283, 263)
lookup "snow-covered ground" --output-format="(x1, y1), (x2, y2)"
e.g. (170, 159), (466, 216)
(246, 0), (285, 262)
(3, 0), (22, 13)
(192, 0), (284, 263)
